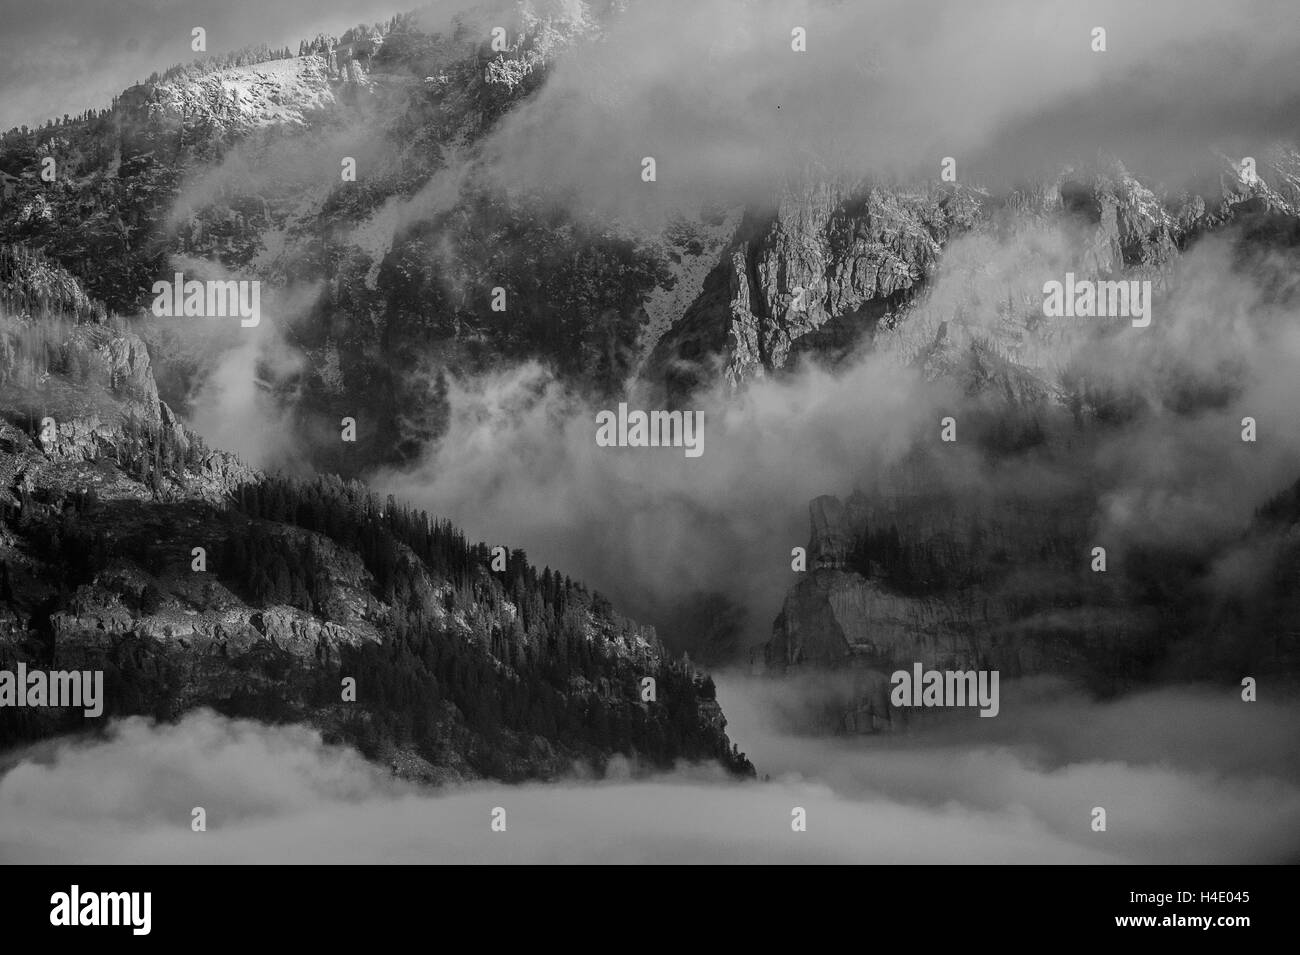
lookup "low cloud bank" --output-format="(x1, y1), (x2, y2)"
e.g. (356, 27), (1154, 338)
(2, 678), (1296, 864)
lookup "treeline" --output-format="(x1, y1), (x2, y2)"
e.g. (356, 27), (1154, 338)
(1, 108), (111, 140)
(226, 472), (648, 673)
(330, 624), (733, 779)
(0, 16), (416, 143)
(0, 436), (751, 775)
(3, 42), (303, 142)
(218, 473), (743, 778)
(145, 43), (297, 87)
(298, 18), (399, 58)
(231, 474), (476, 595)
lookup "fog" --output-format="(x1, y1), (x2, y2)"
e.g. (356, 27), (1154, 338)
(2, 677), (1297, 863)
(145, 0), (1300, 480)
(447, 0), (1300, 224)
(5, 0), (1300, 866)
(100, 1), (1300, 647)
(108, 1), (1300, 645)
(374, 228), (1300, 647)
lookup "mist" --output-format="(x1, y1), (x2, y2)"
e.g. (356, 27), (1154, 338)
(133, 1), (1300, 563)
(471, 0), (1300, 223)
(375, 346), (942, 639)
(2, 677), (1297, 863)
(372, 224), (1300, 651)
(119, 1), (1300, 649)
(7, 0), (1300, 869)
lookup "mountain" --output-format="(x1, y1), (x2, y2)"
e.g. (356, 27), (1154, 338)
(0, 5), (670, 472)
(0, 248), (754, 781)
(3, 0), (1300, 733)
(5, 5), (1295, 459)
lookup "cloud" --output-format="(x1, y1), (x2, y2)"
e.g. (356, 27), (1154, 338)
(2, 680), (1297, 863)
(373, 345), (939, 637)
(716, 673), (1300, 864)
(472, 0), (1300, 224)
(371, 224), (1300, 659)
(137, 0), (1300, 540)
(6, 0), (1300, 867)
(349, 3), (1300, 654)
(886, 223), (1300, 556)
(23, 1), (1299, 667)
(140, 263), (316, 470)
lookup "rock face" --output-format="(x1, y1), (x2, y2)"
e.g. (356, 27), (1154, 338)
(644, 181), (980, 399)
(766, 481), (1114, 674)
(763, 410), (1300, 728)
(645, 157), (1300, 402)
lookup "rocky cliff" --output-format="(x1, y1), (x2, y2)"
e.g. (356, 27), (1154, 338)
(648, 155), (1300, 403)
(763, 457), (1300, 733)
(644, 180), (980, 398)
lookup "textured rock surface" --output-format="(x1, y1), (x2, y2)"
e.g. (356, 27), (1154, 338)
(646, 156), (1300, 401)
(645, 181), (981, 398)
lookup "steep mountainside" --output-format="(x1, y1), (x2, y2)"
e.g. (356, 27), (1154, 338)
(0, 5), (696, 472)
(0, 251), (753, 781)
